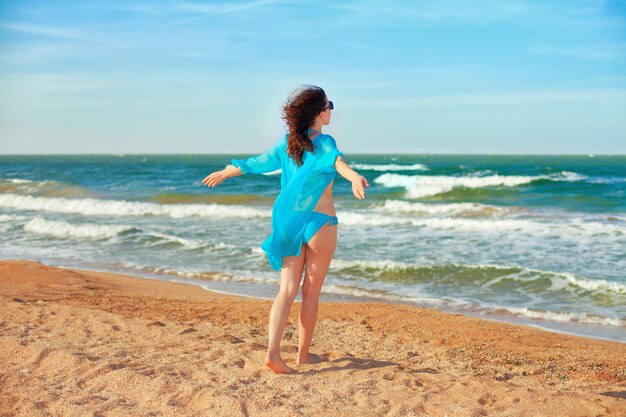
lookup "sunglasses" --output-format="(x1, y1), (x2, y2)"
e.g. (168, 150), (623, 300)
(324, 101), (334, 111)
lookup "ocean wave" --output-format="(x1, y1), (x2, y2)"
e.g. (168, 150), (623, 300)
(0, 193), (271, 219)
(120, 261), (278, 285)
(0, 177), (93, 197)
(373, 171), (587, 198)
(350, 163), (429, 172)
(21, 215), (240, 252)
(373, 199), (519, 217)
(0, 213), (28, 222)
(585, 176), (626, 184)
(330, 259), (626, 295)
(2, 178), (33, 184)
(337, 211), (625, 236)
(23, 216), (137, 239)
(320, 283), (453, 305)
(118, 261), (625, 327)
(503, 306), (624, 327)
(149, 192), (273, 205)
(554, 171), (588, 182)
(6, 193), (618, 237)
(142, 231), (237, 251)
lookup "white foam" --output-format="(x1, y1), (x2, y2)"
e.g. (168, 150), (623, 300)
(144, 231), (237, 251)
(554, 171), (588, 181)
(375, 199), (511, 217)
(0, 178), (59, 191)
(505, 306), (625, 327)
(350, 163), (429, 172)
(143, 231), (207, 250)
(121, 261), (279, 286)
(337, 211), (407, 226)
(586, 176), (626, 184)
(0, 214), (26, 222)
(23, 216), (135, 239)
(331, 258), (415, 273)
(567, 218), (626, 235)
(0, 193), (271, 219)
(374, 173), (543, 198)
(561, 272), (626, 294)
(333, 258), (626, 295)
(321, 283), (421, 302)
(4, 192), (620, 237)
(338, 211), (625, 236)
(4, 178), (35, 184)
(374, 171), (585, 198)
(411, 217), (545, 232)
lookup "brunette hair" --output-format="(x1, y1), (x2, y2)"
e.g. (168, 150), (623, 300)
(281, 85), (328, 166)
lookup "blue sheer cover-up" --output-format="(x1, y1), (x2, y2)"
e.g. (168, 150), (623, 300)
(231, 131), (344, 271)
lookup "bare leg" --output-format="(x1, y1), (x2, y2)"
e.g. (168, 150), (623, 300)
(297, 223), (337, 365)
(265, 244), (306, 374)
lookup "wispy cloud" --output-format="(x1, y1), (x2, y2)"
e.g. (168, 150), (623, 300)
(157, 0), (282, 29)
(329, 0), (532, 23)
(0, 21), (101, 42)
(527, 41), (626, 61)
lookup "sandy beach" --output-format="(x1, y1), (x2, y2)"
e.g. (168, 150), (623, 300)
(0, 259), (624, 416)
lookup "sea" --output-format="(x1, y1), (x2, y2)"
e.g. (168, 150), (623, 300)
(0, 153), (624, 343)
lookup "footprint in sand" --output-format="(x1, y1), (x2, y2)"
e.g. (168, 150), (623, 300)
(495, 372), (516, 381)
(214, 334), (245, 343)
(477, 392), (497, 405)
(108, 362), (127, 371)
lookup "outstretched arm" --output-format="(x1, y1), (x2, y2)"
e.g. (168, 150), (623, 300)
(202, 164), (244, 188)
(229, 142), (282, 175)
(315, 136), (369, 200)
(335, 156), (369, 200)
(202, 136), (284, 188)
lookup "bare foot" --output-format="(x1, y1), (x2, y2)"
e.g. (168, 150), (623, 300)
(265, 352), (297, 374)
(296, 352), (327, 365)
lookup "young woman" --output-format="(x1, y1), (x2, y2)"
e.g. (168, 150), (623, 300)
(202, 85), (369, 374)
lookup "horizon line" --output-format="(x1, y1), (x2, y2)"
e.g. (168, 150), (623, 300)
(1, 152), (624, 156)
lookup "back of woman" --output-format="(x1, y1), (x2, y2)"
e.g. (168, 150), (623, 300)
(202, 85), (369, 374)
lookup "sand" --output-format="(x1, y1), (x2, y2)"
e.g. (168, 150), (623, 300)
(0, 259), (624, 416)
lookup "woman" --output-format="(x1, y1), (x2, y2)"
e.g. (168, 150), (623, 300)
(202, 85), (369, 374)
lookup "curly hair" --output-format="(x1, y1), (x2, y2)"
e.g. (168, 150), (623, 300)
(281, 85), (328, 166)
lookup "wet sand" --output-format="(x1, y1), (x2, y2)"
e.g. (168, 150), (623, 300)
(0, 259), (624, 416)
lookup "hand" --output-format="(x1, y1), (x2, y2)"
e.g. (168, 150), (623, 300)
(202, 170), (228, 188)
(351, 175), (369, 200)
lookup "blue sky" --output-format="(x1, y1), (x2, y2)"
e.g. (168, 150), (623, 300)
(1, 0), (625, 154)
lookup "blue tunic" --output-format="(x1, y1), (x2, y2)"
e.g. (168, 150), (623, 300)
(231, 131), (344, 271)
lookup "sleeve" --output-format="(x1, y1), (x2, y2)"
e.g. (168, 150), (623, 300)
(314, 135), (344, 173)
(231, 135), (285, 174)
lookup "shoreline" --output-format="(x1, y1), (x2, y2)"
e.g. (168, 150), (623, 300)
(42, 260), (626, 345)
(1, 259), (625, 416)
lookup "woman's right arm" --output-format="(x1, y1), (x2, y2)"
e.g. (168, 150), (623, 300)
(202, 164), (243, 188)
(202, 135), (285, 188)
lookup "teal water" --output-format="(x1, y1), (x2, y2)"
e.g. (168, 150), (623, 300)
(0, 153), (624, 342)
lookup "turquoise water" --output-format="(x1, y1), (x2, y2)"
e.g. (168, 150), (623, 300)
(0, 153), (624, 342)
